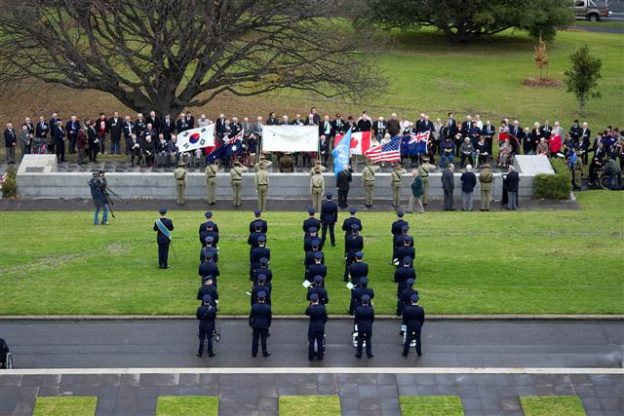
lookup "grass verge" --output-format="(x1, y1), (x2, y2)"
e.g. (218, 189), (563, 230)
(156, 396), (218, 416)
(33, 396), (97, 416)
(520, 396), (586, 416)
(279, 395), (341, 416)
(400, 395), (464, 416)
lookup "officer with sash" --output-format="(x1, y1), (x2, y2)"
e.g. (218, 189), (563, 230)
(153, 207), (174, 269)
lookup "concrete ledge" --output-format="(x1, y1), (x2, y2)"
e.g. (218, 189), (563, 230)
(1, 315), (622, 320)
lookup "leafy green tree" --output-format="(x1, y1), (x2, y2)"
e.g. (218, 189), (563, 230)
(363, 0), (573, 42)
(564, 45), (602, 116)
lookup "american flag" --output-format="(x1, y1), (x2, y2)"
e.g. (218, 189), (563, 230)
(364, 135), (401, 163)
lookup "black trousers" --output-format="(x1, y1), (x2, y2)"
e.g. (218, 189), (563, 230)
(252, 328), (268, 355)
(158, 242), (170, 267)
(55, 140), (65, 161)
(321, 223), (335, 246)
(198, 328), (213, 355)
(338, 189), (349, 208)
(443, 190), (454, 210)
(356, 329), (372, 356)
(403, 329), (422, 355)
(308, 329), (324, 360)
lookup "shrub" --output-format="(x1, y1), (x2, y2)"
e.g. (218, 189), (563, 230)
(533, 158), (571, 200)
(0, 166), (18, 198)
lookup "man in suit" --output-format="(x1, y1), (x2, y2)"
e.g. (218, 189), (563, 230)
(579, 122), (592, 164)
(65, 115), (80, 154)
(441, 164), (455, 211)
(123, 116), (134, 155)
(196, 295), (217, 357)
(504, 166), (520, 210)
(51, 119), (66, 162)
(95, 113), (109, 154)
(35, 116), (49, 150)
(356, 111), (372, 132)
(146, 111), (160, 135)
(332, 114), (346, 135)
(161, 114), (174, 141)
(320, 115), (333, 139)
(373, 116), (387, 141)
(320, 193), (338, 247)
(354, 294), (375, 358)
(153, 207), (174, 269)
(305, 293), (328, 361)
(3, 123), (16, 164)
(402, 293), (425, 357)
(336, 165), (352, 209)
(249, 291), (272, 357)
(108, 111), (123, 154)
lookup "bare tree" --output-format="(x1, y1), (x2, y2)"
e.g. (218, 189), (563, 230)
(0, 0), (382, 116)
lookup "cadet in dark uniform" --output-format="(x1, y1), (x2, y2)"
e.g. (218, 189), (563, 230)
(347, 251), (368, 285)
(320, 193), (338, 247)
(153, 207), (174, 269)
(393, 225), (411, 264)
(302, 209), (322, 235)
(305, 293), (328, 361)
(251, 275), (272, 305)
(249, 291), (272, 357)
(394, 257), (415, 316)
(306, 252), (327, 284)
(396, 235), (415, 268)
(304, 239), (324, 270)
(391, 210), (408, 263)
(250, 236), (270, 279)
(402, 293), (425, 357)
(354, 294), (375, 358)
(349, 276), (374, 315)
(343, 225), (364, 281)
(198, 254), (219, 283)
(342, 208), (362, 238)
(306, 275), (329, 305)
(196, 295), (217, 357)
(248, 222), (266, 250)
(199, 211), (219, 247)
(251, 258), (273, 286)
(303, 228), (323, 252)
(249, 209), (268, 234)
(197, 277), (219, 305)
(200, 236), (219, 263)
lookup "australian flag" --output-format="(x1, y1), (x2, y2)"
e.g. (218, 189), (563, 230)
(206, 130), (244, 163)
(401, 131), (430, 156)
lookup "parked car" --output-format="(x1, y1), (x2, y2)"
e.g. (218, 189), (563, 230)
(574, 0), (611, 22)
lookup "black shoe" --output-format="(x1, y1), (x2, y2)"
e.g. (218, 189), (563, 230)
(417, 352), (423, 357)
(252, 353), (257, 358)
(263, 352), (271, 357)
(208, 352), (216, 357)
(196, 353), (202, 357)
(402, 352), (408, 357)
(318, 355), (324, 361)
(399, 331), (404, 336)
(355, 353), (362, 359)
(367, 353), (374, 358)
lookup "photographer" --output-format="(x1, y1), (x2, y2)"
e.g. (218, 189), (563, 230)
(88, 171), (109, 225)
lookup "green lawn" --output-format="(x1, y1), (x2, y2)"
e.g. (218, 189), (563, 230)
(400, 396), (464, 416)
(156, 396), (218, 416)
(279, 395), (341, 416)
(0, 191), (622, 316)
(520, 396), (587, 416)
(33, 396), (97, 416)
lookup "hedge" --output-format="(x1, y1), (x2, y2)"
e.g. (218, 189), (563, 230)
(533, 158), (571, 200)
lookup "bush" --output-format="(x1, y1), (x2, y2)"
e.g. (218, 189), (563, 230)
(0, 166), (18, 198)
(533, 158), (571, 200)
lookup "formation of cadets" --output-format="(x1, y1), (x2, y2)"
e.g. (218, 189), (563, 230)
(153, 201), (426, 361)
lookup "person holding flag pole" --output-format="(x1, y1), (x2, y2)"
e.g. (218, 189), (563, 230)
(153, 207), (175, 269)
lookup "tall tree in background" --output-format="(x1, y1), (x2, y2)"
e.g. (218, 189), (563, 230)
(0, 0), (382, 116)
(564, 45), (602, 116)
(364, 0), (573, 42)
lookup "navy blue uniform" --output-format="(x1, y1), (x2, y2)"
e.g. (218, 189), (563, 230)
(306, 286), (329, 305)
(196, 285), (218, 304)
(402, 304), (425, 356)
(305, 303), (328, 360)
(354, 304), (375, 357)
(320, 200), (338, 246)
(250, 247), (270, 277)
(304, 250), (324, 269)
(196, 304), (217, 356)
(249, 219), (268, 234)
(153, 218), (174, 268)
(303, 235), (323, 252)
(249, 302), (272, 356)
(394, 266), (416, 315)
(247, 232), (266, 249)
(302, 217), (322, 235)
(251, 284), (272, 305)
(251, 266), (273, 286)
(198, 262), (220, 281)
(348, 261), (368, 285)
(396, 246), (415, 268)
(306, 263), (327, 283)
(199, 230), (219, 248)
(343, 235), (364, 281)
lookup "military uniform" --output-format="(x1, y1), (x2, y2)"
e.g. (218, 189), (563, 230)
(362, 162), (378, 207)
(279, 153), (294, 172)
(320, 194), (338, 247)
(249, 295), (272, 357)
(394, 264), (415, 316)
(153, 208), (174, 269)
(230, 162), (248, 207)
(255, 160), (271, 211)
(173, 162), (187, 206)
(391, 165), (407, 208)
(310, 169), (325, 212)
(402, 294), (425, 357)
(205, 162), (219, 205)
(196, 296), (217, 357)
(354, 295), (375, 358)
(478, 165), (493, 211)
(418, 159), (435, 205)
(305, 296), (328, 361)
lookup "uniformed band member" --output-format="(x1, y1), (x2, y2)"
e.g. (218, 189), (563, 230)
(254, 157), (271, 211)
(249, 291), (272, 357)
(362, 160), (379, 208)
(153, 207), (174, 269)
(305, 293), (328, 361)
(344, 225), (364, 281)
(230, 161), (248, 207)
(320, 193), (338, 247)
(478, 163), (493, 211)
(418, 157), (436, 205)
(402, 292), (425, 357)
(354, 294), (375, 358)
(196, 295), (217, 357)
(173, 160), (187, 206)
(391, 163), (407, 208)
(310, 165), (325, 211)
(205, 160), (219, 205)
(394, 257), (415, 316)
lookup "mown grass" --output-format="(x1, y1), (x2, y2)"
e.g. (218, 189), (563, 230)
(32, 396), (97, 416)
(400, 396), (464, 416)
(0, 191), (622, 316)
(156, 396), (218, 416)
(279, 396), (341, 416)
(520, 396), (587, 416)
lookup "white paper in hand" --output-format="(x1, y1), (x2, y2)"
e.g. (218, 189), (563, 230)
(346, 282), (354, 290)
(302, 280), (312, 288)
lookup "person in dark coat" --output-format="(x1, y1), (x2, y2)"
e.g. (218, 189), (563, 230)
(249, 209), (268, 234)
(504, 166), (520, 210)
(251, 274), (272, 305)
(341, 207), (362, 241)
(343, 226), (364, 281)
(196, 295), (217, 357)
(402, 292), (425, 357)
(305, 293), (328, 361)
(394, 257), (415, 316)
(460, 165), (477, 211)
(302, 209), (322, 236)
(336, 165), (353, 208)
(320, 193), (338, 247)
(306, 275), (329, 305)
(153, 207), (174, 269)
(441, 163), (455, 211)
(354, 294), (375, 358)
(249, 291), (272, 357)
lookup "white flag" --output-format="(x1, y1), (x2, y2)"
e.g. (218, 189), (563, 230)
(176, 125), (215, 152)
(261, 125), (318, 152)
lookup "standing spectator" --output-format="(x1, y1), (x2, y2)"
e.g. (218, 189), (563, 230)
(3, 123), (16, 164)
(478, 163), (494, 211)
(504, 166), (520, 210)
(373, 116), (387, 141)
(52, 120), (66, 162)
(146, 111), (161, 134)
(95, 113), (108, 154)
(356, 111), (372, 132)
(134, 113), (147, 138)
(76, 124), (87, 165)
(459, 137), (474, 168)
(161, 114), (174, 141)
(387, 113), (401, 137)
(108, 112), (123, 154)
(460, 165), (477, 211)
(123, 116), (134, 155)
(441, 163), (455, 211)
(86, 119), (99, 163)
(35, 116), (49, 151)
(66, 115), (80, 154)
(407, 169), (424, 214)
(18, 125), (30, 159)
